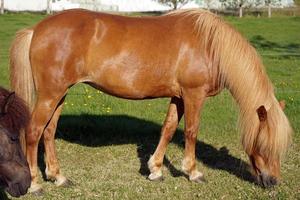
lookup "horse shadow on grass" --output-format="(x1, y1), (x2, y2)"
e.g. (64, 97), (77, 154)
(38, 114), (254, 184)
(250, 35), (300, 59)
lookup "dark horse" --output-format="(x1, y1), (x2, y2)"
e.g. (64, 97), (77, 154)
(10, 9), (292, 194)
(0, 87), (31, 197)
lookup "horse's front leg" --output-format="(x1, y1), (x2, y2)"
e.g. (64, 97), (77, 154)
(181, 88), (206, 183)
(148, 97), (184, 181)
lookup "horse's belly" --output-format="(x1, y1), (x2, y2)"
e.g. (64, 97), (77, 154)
(88, 81), (178, 99)
(87, 66), (180, 99)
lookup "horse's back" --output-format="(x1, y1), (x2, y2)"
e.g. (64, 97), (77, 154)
(30, 9), (208, 99)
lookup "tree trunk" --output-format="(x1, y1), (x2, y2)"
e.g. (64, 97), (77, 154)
(268, 3), (272, 18)
(173, 3), (177, 10)
(0, 0), (4, 15)
(239, 5), (243, 18)
(47, 0), (51, 14)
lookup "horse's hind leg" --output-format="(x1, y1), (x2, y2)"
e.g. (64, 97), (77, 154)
(148, 97), (184, 181)
(43, 100), (71, 187)
(26, 91), (67, 194)
(181, 88), (206, 183)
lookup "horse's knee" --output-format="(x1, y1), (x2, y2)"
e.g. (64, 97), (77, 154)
(43, 126), (55, 141)
(163, 130), (175, 141)
(26, 126), (42, 146)
(185, 126), (198, 140)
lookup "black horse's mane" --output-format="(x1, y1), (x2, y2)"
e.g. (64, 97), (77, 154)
(0, 86), (30, 136)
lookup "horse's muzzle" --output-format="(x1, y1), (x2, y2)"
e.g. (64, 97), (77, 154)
(4, 169), (31, 197)
(257, 172), (278, 188)
(6, 181), (29, 197)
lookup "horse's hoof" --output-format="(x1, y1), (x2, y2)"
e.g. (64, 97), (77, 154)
(59, 179), (74, 187)
(55, 176), (73, 187)
(190, 175), (206, 183)
(28, 185), (44, 196)
(189, 171), (206, 183)
(148, 173), (164, 182)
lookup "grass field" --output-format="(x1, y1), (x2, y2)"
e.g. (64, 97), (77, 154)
(0, 13), (299, 200)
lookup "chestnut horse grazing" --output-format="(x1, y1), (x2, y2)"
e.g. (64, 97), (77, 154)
(10, 9), (292, 194)
(0, 87), (31, 197)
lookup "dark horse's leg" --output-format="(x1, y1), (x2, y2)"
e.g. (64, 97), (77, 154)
(148, 97), (184, 181)
(43, 101), (70, 187)
(181, 87), (206, 183)
(26, 90), (67, 194)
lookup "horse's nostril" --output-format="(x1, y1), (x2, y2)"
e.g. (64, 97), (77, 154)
(269, 176), (277, 186)
(258, 172), (278, 188)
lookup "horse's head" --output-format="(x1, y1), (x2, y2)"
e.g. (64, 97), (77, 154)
(247, 101), (290, 188)
(0, 92), (31, 197)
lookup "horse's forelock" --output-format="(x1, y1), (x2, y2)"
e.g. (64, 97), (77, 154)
(0, 87), (30, 135)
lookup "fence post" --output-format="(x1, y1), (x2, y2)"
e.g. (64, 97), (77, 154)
(0, 0), (4, 14)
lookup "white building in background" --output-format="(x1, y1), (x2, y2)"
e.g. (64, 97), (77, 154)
(2, 0), (295, 12)
(4, 0), (48, 11)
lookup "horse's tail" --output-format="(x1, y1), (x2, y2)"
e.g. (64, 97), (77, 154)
(10, 28), (35, 154)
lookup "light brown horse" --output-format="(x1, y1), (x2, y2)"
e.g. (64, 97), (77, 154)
(10, 9), (292, 194)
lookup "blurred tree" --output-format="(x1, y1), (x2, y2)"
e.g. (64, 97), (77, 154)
(156, 0), (190, 10)
(220, 0), (282, 18)
(0, 0), (4, 14)
(204, 0), (214, 10)
(219, 0), (247, 17)
(265, 0), (282, 18)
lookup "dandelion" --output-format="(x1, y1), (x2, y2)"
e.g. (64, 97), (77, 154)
(87, 95), (92, 99)
(64, 102), (68, 105)
(288, 96), (294, 102)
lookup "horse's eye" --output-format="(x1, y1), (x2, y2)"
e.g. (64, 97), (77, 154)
(10, 136), (19, 142)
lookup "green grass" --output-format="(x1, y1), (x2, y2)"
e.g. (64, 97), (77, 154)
(0, 13), (299, 200)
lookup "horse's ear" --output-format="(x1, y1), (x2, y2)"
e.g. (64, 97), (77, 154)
(257, 105), (267, 122)
(279, 100), (286, 110)
(2, 92), (15, 114)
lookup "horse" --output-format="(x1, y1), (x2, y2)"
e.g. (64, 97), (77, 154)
(9, 9), (292, 194)
(0, 86), (31, 197)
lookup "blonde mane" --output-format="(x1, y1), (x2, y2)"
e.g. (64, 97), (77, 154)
(167, 9), (292, 164)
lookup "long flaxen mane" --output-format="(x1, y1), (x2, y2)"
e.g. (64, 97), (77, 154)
(167, 9), (292, 164)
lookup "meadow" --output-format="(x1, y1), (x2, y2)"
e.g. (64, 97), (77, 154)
(0, 12), (299, 199)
